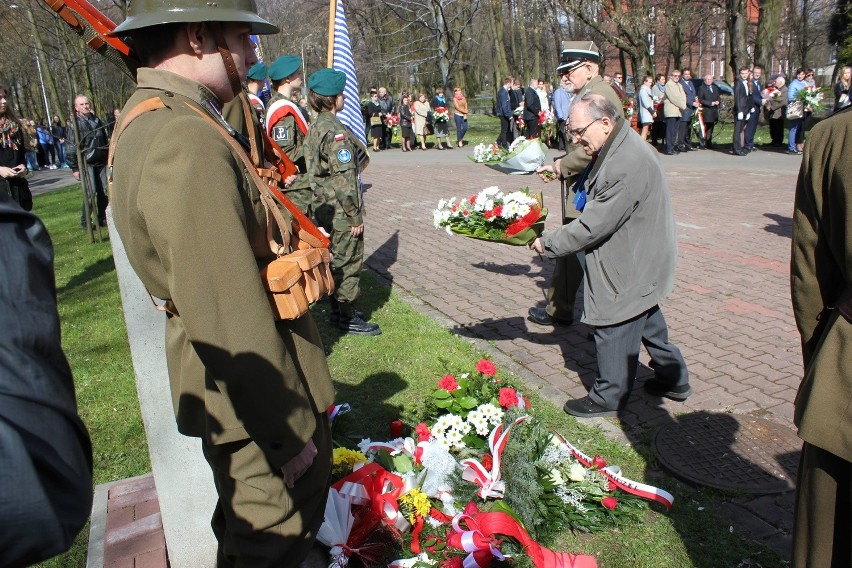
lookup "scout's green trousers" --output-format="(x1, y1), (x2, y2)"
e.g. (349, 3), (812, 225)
(330, 224), (364, 307)
(202, 412), (331, 568)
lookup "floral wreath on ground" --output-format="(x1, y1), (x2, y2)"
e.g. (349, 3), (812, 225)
(320, 359), (675, 567)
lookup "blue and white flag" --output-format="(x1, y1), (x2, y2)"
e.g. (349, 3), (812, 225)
(331, 0), (367, 148)
(250, 34), (272, 105)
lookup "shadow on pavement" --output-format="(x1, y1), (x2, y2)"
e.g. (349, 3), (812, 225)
(764, 213), (792, 239)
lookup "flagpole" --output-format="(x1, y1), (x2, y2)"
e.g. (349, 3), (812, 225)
(327, 0), (336, 67)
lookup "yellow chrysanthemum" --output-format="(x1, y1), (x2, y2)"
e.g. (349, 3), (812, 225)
(399, 488), (432, 523)
(332, 448), (367, 475)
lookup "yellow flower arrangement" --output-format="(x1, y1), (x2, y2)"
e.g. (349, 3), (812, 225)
(332, 447), (367, 476)
(398, 488), (432, 523)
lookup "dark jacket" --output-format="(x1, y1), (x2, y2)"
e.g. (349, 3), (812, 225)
(523, 87), (541, 121)
(734, 79), (751, 115)
(680, 78), (696, 121)
(0, 193), (93, 566)
(67, 112), (109, 170)
(696, 82), (721, 123)
(496, 85), (512, 118)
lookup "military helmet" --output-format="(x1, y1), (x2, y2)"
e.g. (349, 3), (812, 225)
(112, 0), (279, 35)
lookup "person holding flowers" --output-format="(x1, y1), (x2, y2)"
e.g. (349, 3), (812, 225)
(788, 68), (809, 155)
(399, 93), (414, 152)
(413, 92), (431, 150)
(431, 86), (451, 150)
(764, 76), (788, 147)
(452, 86), (469, 148)
(531, 93), (690, 417)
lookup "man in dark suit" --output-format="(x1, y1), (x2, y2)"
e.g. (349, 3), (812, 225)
(523, 78), (542, 138)
(496, 76), (514, 147)
(678, 69), (698, 151)
(732, 67), (752, 156)
(0, 192), (93, 566)
(696, 74), (721, 149)
(744, 65), (764, 152)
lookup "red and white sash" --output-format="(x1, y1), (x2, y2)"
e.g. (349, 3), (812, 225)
(265, 97), (309, 137)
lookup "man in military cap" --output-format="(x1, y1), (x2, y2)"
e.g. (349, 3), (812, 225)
(304, 68), (381, 336)
(108, 2), (335, 565)
(246, 61), (267, 120)
(266, 55), (312, 213)
(532, 40), (624, 331)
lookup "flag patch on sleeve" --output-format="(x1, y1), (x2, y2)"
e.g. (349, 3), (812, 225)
(334, 133), (346, 141)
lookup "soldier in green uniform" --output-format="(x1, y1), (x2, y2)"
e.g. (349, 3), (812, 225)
(532, 41), (625, 332)
(266, 56), (312, 213)
(304, 68), (381, 336)
(108, 2), (335, 565)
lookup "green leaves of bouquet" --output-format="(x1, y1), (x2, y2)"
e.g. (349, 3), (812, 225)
(431, 359), (500, 416)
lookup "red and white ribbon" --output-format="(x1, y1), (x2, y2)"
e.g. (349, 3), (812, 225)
(553, 432), (674, 509)
(460, 415), (530, 499)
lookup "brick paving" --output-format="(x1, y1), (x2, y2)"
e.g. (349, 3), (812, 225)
(360, 142), (804, 559)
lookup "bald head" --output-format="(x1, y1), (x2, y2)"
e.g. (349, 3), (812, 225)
(74, 95), (92, 117)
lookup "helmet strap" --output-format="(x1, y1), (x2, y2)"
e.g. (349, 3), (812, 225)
(209, 23), (244, 98)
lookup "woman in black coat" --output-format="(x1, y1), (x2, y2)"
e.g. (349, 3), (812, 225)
(366, 92), (383, 151)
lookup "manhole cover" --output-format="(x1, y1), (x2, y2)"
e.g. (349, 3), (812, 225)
(653, 413), (800, 494)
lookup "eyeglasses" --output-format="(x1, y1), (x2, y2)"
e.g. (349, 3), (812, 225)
(567, 117), (602, 140)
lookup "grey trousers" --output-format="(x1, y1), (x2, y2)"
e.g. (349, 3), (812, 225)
(588, 305), (688, 410)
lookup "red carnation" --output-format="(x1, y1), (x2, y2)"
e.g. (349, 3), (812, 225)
(416, 422), (431, 442)
(592, 455), (608, 470)
(451, 204), (458, 212)
(499, 387), (519, 408)
(601, 496), (618, 510)
(441, 558), (463, 568)
(476, 359), (497, 376)
(481, 453), (494, 470)
(469, 195), (476, 205)
(608, 480), (617, 492)
(438, 374), (459, 391)
(493, 205), (503, 217)
(483, 210), (494, 220)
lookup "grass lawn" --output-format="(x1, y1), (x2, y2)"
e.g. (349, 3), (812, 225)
(39, 147), (785, 566)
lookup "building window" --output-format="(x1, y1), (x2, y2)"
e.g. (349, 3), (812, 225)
(648, 33), (656, 56)
(711, 29), (717, 47)
(721, 30), (726, 47)
(710, 60), (716, 77)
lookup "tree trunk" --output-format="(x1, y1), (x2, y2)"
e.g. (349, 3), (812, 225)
(755, 0), (783, 71)
(727, 0), (750, 77)
(490, 0), (510, 89)
(25, 5), (61, 120)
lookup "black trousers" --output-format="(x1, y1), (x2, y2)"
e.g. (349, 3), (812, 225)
(556, 119), (568, 150)
(744, 105), (760, 149)
(733, 117), (748, 154)
(678, 120), (691, 149)
(497, 116), (513, 147)
(665, 117), (680, 153)
(704, 122), (716, 148)
(769, 118), (785, 146)
(524, 118), (539, 139)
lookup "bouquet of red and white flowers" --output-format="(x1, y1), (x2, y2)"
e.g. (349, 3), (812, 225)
(432, 186), (547, 246)
(623, 98), (635, 119)
(469, 142), (507, 163)
(433, 106), (450, 123)
(538, 109), (556, 141)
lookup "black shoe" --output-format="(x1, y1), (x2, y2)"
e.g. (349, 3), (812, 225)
(643, 378), (692, 401)
(729, 150), (746, 156)
(785, 149), (802, 155)
(337, 314), (381, 336)
(563, 396), (618, 418)
(330, 309), (363, 324)
(663, 150), (679, 155)
(527, 307), (572, 327)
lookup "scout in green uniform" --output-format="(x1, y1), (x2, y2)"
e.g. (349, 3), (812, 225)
(532, 41), (625, 336)
(246, 61), (267, 122)
(108, 2), (334, 565)
(304, 68), (381, 336)
(266, 55), (312, 213)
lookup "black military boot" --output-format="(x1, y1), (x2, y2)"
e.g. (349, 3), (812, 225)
(337, 303), (381, 335)
(329, 297), (364, 324)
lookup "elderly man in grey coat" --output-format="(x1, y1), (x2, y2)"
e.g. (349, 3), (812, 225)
(531, 93), (690, 417)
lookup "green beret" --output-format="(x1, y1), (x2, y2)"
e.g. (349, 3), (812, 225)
(269, 56), (302, 81)
(308, 68), (346, 96)
(247, 62), (267, 81)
